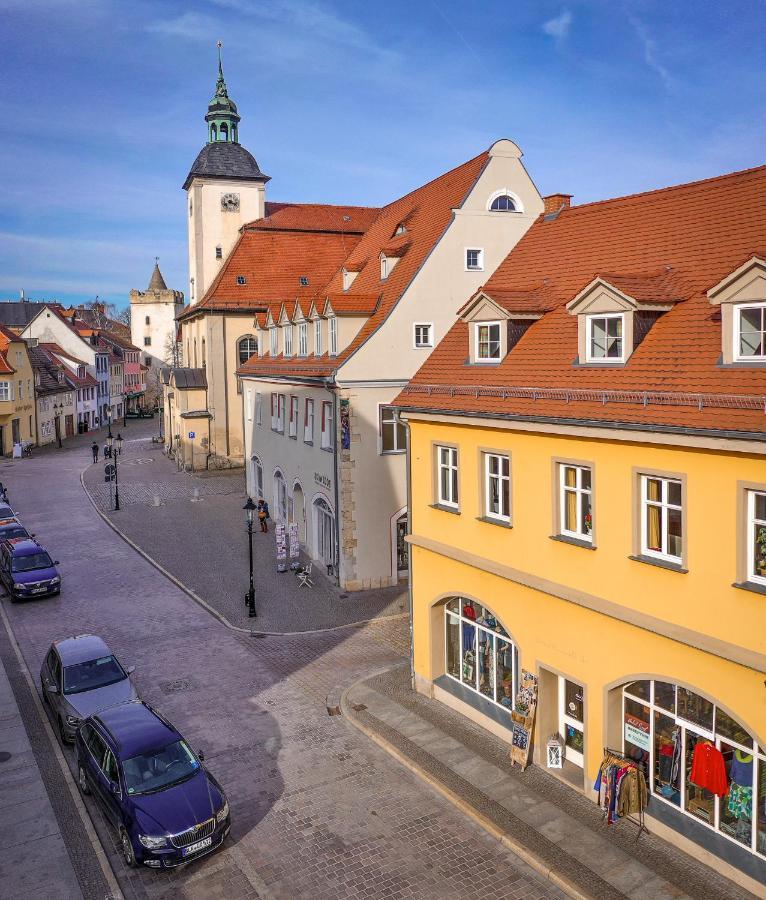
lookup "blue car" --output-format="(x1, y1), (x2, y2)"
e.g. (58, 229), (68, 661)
(75, 701), (230, 869)
(0, 537), (60, 599)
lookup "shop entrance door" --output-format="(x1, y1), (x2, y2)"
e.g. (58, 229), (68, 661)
(396, 513), (408, 574)
(11, 419), (20, 446)
(65, 415), (74, 437)
(559, 676), (585, 768)
(315, 499), (335, 568)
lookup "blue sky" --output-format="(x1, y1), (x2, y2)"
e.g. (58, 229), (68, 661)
(1, 0), (764, 308)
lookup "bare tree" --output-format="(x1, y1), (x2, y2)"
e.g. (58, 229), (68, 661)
(164, 331), (182, 368)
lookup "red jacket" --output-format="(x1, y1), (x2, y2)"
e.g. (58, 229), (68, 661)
(689, 742), (728, 797)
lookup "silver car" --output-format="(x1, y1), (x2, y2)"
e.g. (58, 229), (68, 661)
(40, 634), (139, 743)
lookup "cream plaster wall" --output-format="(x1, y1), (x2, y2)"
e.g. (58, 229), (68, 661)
(130, 291), (184, 368)
(187, 177), (265, 302)
(22, 310), (96, 368)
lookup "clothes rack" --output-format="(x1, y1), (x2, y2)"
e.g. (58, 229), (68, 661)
(598, 746), (648, 840)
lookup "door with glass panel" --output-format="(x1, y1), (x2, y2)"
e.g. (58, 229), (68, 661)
(315, 499), (335, 567)
(559, 677), (585, 768)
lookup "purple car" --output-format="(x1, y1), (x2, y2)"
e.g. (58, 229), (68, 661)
(76, 701), (230, 868)
(0, 537), (61, 600)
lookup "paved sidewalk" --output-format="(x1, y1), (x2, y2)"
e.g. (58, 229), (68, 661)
(344, 665), (759, 900)
(81, 432), (408, 632)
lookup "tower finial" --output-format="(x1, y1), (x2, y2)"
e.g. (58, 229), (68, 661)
(217, 40), (223, 77)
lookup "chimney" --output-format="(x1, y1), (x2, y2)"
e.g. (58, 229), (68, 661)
(543, 194), (573, 215)
(27, 337), (38, 348)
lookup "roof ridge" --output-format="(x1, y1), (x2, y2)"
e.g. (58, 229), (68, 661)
(560, 163), (766, 215)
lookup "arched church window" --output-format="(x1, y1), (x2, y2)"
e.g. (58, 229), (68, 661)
(220, 123), (229, 141)
(210, 124), (218, 142)
(238, 335), (258, 366)
(231, 126), (237, 142)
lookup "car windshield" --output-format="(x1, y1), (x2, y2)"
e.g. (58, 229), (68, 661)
(2, 527), (28, 540)
(11, 552), (53, 572)
(123, 740), (200, 796)
(63, 655), (126, 695)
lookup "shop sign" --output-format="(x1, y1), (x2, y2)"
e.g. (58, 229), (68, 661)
(188, 431), (195, 439)
(314, 472), (331, 489)
(624, 712), (650, 751)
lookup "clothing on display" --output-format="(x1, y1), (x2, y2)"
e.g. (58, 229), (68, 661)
(728, 782), (753, 819)
(689, 741), (729, 797)
(595, 751), (649, 826)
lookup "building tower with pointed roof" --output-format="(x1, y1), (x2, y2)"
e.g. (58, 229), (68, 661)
(184, 44), (270, 305)
(129, 259), (185, 369)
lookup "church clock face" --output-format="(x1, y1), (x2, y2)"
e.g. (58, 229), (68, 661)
(221, 192), (240, 212)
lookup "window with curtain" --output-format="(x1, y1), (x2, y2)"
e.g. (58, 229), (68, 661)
(587, 314), (624, 361)
(641, 475), (683, 561)
(329, 317), (338, 356)
(269, 327), (278, 357)
(559, 464), (592, 540)
(304, 399), (314, 443)
(284, 326), (293, 358)
(298, 323), (308, 357)
(736, 305), (766, 359)
(747, 490), (766, 584)
(484, 453), (510, 521)
(436, 445), (459, 508)
(475, 322), (501, 361)
(314, 319), (322, 355)
(380, 406), (406, 453)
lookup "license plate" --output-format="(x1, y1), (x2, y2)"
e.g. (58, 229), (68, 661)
(31, 587), (46, 594)
(182, 836), (212, 856)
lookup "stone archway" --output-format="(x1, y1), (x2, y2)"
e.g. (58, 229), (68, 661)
(293, 481), (306, 545)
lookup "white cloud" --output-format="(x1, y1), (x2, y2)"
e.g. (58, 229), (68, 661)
(542, 9), (573, 40)
(626, 13), (673, 90)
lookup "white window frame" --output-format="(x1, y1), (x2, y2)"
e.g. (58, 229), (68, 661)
(558, 676), (585, 768)
(640, 474), (683, 562)
(413, 323), (433, 349)
(747, 489), (766, 585)
(0, 381), (11, 402)
(255, 392), (262, 426)
(320, 401), (333, 450)
(559, 464), (593, 541)
(328, 317), (338, 356)
(288, 396), (298, 438)
(246, 388), (254, 422)
(380, 406), (406, 454)
(586, 312), (625, 363)
(475, 322), (501, 362)
(486, 188), (523, 213)
(436, 445), (459, 508)
(298, 323), (308, 357)
(277, 394), (285, 432)
(734, 302), (766, 361)
(314, 319), (322, 356)
(283, 326), (293, 358)
(465, 248), (484, 272)
(304, 399), (314, 444)
(483, 452), (510, 522)
(380, 256), (388, 280)
(269, 326), (278, 358)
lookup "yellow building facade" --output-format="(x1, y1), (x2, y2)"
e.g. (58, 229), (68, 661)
(404, 415), (766, 890)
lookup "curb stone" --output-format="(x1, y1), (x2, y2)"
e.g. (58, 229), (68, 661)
(340, 673), (592, 900)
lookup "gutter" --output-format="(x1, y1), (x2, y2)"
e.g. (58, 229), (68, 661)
(332, 385), (341, 588)
(401, 412), (415, 690)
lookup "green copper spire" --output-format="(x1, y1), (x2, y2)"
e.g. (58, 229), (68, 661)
(205, 41), (240, 144)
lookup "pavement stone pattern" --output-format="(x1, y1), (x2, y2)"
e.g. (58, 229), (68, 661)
(346, 666), (759, 900)
(0, 428), (565, 900)
(82, 430), (408, 633)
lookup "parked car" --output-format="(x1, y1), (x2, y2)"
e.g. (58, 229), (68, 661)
(0, 502), (16, 520)
(0, 518), (32, 542)
(75, 701), (230, 869)
(0, 538), (60, 599)
(40, 635), (139, 743)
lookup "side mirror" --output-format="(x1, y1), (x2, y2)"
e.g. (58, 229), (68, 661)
(30, 533), (36, 537)
(53, 561), (60, 566)
(126, 665), (136, 675)
(109, 781), (120, 795)
(46, 683), (59, 695)
(197, 750), (205, 761)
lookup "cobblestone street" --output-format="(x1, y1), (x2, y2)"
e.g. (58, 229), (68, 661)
(0, 426), (565, 900)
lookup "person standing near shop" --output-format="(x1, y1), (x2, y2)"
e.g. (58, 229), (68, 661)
(258, 499), (269, 533)
(91, 441), (99, 464)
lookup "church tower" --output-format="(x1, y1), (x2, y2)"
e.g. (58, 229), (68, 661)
(183, 44), (269, 305)
(129, 260), (185, 367)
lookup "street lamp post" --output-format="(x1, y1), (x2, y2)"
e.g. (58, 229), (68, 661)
(106, 428), (124, 511)
(243, 497), (257, 618)
(123, 392), (128, 428)
(53, 403), (63, 449)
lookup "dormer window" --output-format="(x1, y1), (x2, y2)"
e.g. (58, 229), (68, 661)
(299, 276), (309, 287)
(283, 326), (293, 358)
(237, 275), (247, 285)
(381, 256), (388, 280)
(475, 322), (502, 362)
(394, 223), (407, 236)
(342, 268), (358, 291)
(735, 304), (766, 359)
(269, 326), (278, 357)
(586, 313), (624, 362)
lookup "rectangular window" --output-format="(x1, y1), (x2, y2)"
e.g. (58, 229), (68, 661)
(559, 464), (593, 540)
(735, 304), (766, 359)
(298, 323), (308, 357)
(270, 393), (277, 430)
(465, 248), (484, 271)
(484, 453), (510, 522)
(587, 313), (624, 362)
(321, 401), (333, 450)
(17, 381), (23, 400)
(641, 475), (683, 562)
(144, 337), (151, 347)
(329, 317), (338, 356)
(747, 490), (766, 585)
(436, 445), (459, 508)
(145, 315), (150, 325)
(255, 392), (262, 426)
(475, 322), (501, 361)
(380, 406), (406, 453)
(289, 396), (298, 438)
(277, 394), (285, 432)
(314, 319), (322, 355)
(269, 327), (278, 357)
(283, 327), (293, 358)
(304, 399), (314, 443)
(413, 323), (433, 348)
(0, 381), (11, 401)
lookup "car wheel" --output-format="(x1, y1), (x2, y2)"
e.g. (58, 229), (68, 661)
(78, 763), (91, 795)
(120, 828), (136, 868)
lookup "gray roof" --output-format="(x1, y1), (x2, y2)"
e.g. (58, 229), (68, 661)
(0, 301), (49, 328)
(171, 367), (207, 389)
(183, 141), (270, 190)
(148, 263), (167, 292)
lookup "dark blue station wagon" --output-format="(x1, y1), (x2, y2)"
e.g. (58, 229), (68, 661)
(75, 701), (230, 868)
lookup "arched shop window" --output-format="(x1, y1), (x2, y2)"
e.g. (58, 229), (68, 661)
(622, 680), (764, 857)
(444, 598), (517, 711)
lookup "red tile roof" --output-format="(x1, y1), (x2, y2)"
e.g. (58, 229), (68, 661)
(239, 150), (490, 379)
(0, 350), (14, 375)
(254, 202), (379, 234)
(0, 323), (22, 347)
(396, 165), (766, 436)
(325, 293), (380, 317)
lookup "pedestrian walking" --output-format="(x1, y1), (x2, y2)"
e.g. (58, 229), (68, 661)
(91, 441), (99, 463)
(103, 442), (111, 460)
(258, 499), (269, 533)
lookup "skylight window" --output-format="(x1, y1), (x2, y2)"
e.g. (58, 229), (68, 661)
(236, 275), (247, 285)
(394, 223), (407, 236)
(299, 276), (309, 286)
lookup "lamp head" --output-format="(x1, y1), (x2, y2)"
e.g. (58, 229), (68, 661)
(243, 496), (256, 524)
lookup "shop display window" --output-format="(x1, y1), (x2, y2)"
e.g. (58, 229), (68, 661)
(622, 680), (763, 858)
(444, 598), (516, 715)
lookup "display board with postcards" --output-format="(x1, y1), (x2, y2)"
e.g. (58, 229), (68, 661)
(510, 670), (538, 770)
